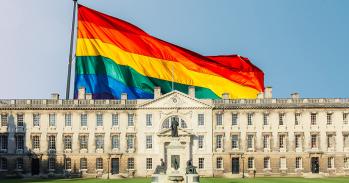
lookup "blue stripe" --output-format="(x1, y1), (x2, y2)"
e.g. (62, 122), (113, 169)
(74, 74), (154, 99)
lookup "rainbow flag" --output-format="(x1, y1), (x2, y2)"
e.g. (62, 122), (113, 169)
(75, 5), (264, 99)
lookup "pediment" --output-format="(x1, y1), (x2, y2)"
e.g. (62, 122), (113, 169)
(138, 91), (213, 109)
(157, 128), (193, 137)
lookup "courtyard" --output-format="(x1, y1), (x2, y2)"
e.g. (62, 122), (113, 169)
(1, 177), (348, 183)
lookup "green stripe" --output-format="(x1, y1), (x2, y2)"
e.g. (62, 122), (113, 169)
(75, 56), (220, 99)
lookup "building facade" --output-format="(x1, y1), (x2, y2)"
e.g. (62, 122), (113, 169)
(0, 87), (349, 178)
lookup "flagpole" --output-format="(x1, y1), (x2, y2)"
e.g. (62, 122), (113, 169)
(65, 0), (78, 99)
(171, 62), (174, 91)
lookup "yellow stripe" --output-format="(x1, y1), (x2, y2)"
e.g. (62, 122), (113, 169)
(76, 38), (259, 98)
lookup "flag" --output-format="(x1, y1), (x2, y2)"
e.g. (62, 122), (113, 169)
(74, 5), (264, 99)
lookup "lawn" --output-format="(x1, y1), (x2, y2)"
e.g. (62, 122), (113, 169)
(1, 177), (348, 183)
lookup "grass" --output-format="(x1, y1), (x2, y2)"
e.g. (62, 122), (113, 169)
(1, 177), (348, 183)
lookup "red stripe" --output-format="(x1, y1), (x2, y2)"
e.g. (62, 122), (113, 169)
(78, 5), (264, 92)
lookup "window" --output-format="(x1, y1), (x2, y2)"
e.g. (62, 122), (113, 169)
(279, 113), (285, 125)
(231, 135), (239, 149)
(327, 134), (335, 148)
(344, 113), (348, 125)
(65, 113), (72, 126)
(0, 134), (8, 151)
(0, 158), (7, 170)
(146, 158), (152, 170)
(344, 134), (349, 148)
(96, 113), (103, 127)
(295, 135), (301, 148)
(247, 113), (253, 125)
(295, 113), (301, 125)
(146, 135), (153, 149)
(216, 135), (223, 149)
(48, 158), (56, 170)
(198, 114), (205, 126)
(327, 113), (332, 125)
(216, 157), (223, 169)
(198, 158), (204, 169)
(344, 157), (349, 169)
(17, 114), (24, 127)
(279, 135), (285, 148)
(65, 158), (72, 169)
(127, 135), (134, 150)
(311, 134), (317, 148)
(247, 135), (254, 149)
(79, 135), (88, 150)
(80, 114), (87, 127)
(280, 157), (287, 169)
(112, 114), (119, 126)
(263, 135), (270, 149)
(248, 157), (254, 169)
(146, 114), (152, 126)
(16, 158), (23, 170)
(16, 135), (24, 150)
(48, 135), (56, 150)
(32, 135), (40, 149)
(96, 158), (103, 170)
(80, 158), (87, 169)
(1, 114), (8, 126)
(49, 113), (56, 127)
(95, 135), (104, 149)
(296, 157), (302, 169)
(311, 113), (317, 125)
(111, 135), (120, 149)
(264, 157), (270, 169)
(198, 135), (204, 149)
(263, 113), (269, 125)
(328, 157), (334, 168)
(216, 113), (223, 126)
(64, 136), (72, 150)
(127, 158), (135, 169)
(232, 113), (238, 126)
(33, 113), (40, 127)
(128, 114), (134, 126)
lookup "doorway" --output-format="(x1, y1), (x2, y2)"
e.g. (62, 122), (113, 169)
(31, 158), (40, 175)
(111, 158), (119, 174)
(232, 158), (240, 174)
(311, 157), (319, 173)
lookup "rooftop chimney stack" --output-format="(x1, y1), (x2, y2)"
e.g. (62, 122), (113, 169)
(51, 93), (60, 100)
(291, 92), (300, 99)
(78, 87), (86, 99)
(85, 93), (92, 100)
(188, 86), (195, 98)
(154, 87), (161, 99)
(264, 86), (272, 99)
(222, 93), (230, 100)
(121, 93), (128, 100)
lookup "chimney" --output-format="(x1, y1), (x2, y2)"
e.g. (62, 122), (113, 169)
(222, 93), (229, 100)
(154, 87), (161, 99)
(85, 93), (92, 100)
(188, 86), (195, 98)
(78, 87), (86, 99)
(291, 92), (300, 99)
(121, 93), (128, 100)
(264, 86), (272, 99)
(51, 93), (59, 100)
(257, 92), (264, 99)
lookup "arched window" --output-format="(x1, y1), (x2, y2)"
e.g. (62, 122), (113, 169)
(162, 116), (187, 129)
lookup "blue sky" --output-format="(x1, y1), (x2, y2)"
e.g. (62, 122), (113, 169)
(0, 0), (348, 99)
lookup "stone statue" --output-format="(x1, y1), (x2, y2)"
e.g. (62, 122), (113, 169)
(170, 117), (179, 137)
(171, 155), (180, 170)
(154, 159), (167, 174)
(185, 159), (198, 174)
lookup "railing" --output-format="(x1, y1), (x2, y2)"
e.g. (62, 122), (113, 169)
(213, 98), (349, 105)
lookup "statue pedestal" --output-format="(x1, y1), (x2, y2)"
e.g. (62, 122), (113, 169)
(186, 174), (200, 183)
(166, 137), (187, 175)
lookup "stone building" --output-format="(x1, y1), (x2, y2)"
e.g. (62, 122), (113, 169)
(0, 87), (349, 178)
